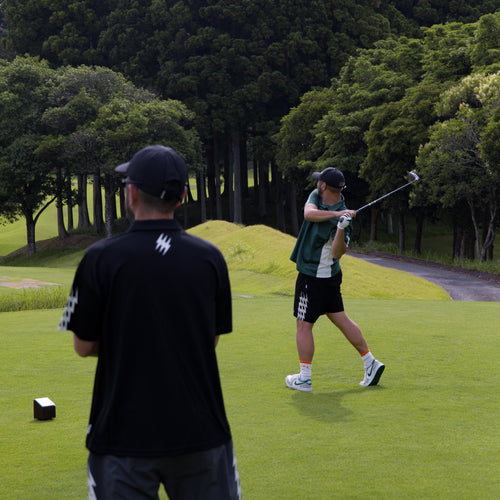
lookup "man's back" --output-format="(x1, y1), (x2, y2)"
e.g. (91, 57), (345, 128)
(63, 218), (232, 456)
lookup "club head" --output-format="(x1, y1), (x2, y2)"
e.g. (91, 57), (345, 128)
(408, 171), (420, 182)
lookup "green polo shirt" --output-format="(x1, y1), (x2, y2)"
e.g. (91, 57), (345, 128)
(290, 189), (352, 278)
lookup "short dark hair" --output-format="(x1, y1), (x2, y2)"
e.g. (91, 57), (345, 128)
(136, 180), (183, 213)
(325, 184), (343, 194)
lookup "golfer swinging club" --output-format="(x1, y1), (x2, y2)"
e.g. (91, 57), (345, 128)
(286, 167), (385, 392)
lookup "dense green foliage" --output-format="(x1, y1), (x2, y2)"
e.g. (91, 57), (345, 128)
(0, 58), (201, 252)
(0, 1), (499, 262)
(277, 12), (500, 261)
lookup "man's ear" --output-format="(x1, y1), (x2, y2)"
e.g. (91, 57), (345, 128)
(175, 185), (188, 207)
(127, 183), (140, 205)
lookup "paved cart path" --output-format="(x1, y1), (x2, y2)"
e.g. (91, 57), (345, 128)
(349, 251), (500, 302)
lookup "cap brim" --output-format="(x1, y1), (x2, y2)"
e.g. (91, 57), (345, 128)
(115, 162), (129, 174)
(311, 172), (321, 180)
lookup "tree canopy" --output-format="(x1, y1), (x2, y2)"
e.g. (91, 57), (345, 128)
(0, 1), (499, 259)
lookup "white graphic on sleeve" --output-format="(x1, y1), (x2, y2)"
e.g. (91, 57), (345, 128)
(297, 292), (308, 321)
(155, 233), (172, 256)
(58, 288), (78, 330)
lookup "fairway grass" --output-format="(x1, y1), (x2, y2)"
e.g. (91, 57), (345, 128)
(1, 299), (499, 499)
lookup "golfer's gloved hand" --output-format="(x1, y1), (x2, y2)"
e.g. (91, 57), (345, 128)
(337, 213), (352, 230)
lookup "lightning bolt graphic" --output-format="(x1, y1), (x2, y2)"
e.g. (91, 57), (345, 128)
(155, 233), (172, 256)
(58, 288), (79, 330)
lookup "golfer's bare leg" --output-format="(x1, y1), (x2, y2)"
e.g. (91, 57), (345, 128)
(327, 311), (368, 354)
(296, 319), (315, 362)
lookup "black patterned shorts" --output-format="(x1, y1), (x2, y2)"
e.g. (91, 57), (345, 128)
(293, 272), (344, 323)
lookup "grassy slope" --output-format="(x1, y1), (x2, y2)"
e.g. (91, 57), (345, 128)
(188, 221), (450, 300)
(0, 220), (450, 302)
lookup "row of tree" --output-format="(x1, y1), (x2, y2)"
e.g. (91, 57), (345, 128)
(0, 57), (202, 254)
(0, 1), (499, 260)
(277, 13), (500, 261)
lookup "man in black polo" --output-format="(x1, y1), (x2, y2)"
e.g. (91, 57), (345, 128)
(59, 145), (241, 499)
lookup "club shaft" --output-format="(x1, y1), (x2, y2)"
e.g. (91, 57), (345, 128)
(356, 177), (418, 213)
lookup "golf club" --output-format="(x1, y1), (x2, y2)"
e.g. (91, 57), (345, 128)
(356, 171), (420, 213)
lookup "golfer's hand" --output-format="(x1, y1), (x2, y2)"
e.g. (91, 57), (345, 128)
(337, 213), (352, 230)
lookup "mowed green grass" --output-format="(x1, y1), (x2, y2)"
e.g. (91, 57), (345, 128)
(1, 299), (499, 499)
(2, 219), (494, 499)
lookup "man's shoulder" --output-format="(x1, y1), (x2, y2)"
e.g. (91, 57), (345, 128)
(182, 232), (225, 257)
(306, 189), (320, 206)
(84, 233), (126, 253)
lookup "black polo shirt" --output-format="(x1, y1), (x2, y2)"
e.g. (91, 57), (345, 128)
(59, 219), (233, 457)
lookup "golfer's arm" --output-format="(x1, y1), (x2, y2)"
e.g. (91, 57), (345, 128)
(304, 204), (354, 222)
(331, 229), (347, 260)
(73, 334), (99, 357)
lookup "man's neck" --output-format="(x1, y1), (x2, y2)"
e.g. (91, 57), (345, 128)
(320, 189), (341, 206)
(133, 209), (174, 220)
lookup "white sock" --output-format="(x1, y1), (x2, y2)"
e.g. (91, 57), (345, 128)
(361, 350), (375, 369)
(299, 361), (311, 380)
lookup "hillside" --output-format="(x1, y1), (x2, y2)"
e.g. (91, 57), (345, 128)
(0, 221), (450, 301)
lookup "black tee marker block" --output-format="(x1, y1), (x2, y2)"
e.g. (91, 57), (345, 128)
(34, 397), (56, 420)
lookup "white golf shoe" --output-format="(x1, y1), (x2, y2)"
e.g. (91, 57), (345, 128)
(360, 360), (385, 386)
(286, 373), (312, 392)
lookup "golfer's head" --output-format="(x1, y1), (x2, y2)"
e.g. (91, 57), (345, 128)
(116, 145), (187, 203)
(312, 167), (346, 192)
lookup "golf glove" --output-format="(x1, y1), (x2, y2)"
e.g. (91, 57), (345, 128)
(337, 213), (352, 230)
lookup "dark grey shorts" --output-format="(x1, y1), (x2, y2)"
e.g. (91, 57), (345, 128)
(293, 272), (344, 323)
(87, 440), (241, 500)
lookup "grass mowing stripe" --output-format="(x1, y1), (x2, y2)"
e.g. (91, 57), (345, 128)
(1, 299), (499, 499)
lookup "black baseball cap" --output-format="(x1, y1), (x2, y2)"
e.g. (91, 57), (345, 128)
(311, 167), (345, 190)
(115, 145), (187, 199)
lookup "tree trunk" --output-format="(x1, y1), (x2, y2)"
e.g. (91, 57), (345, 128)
(66, 169), (73, 231)
(452, 215), (460, 260)
(56, 166), (68, 239)
(198, 169), (207, 223)
(57, 202), (68, 239)
(414, 211), (424, 254)
(206, 139), (216, 220)
(118, 185), (126, 219)
(240, 134), (248, 199)
(398, 211), (405, 253)
(104, 174), (114, 238)
(253, 153), (258, 207)
(77, 173), (91, 228)
(93, 171), (104, 234)
(273, 163), (286, 232)
(479, 189), (496, 261)
(386, 212), (393, 235)
(467, 199), (482, 261)
(25, 211), (36, 255)
(257, 159), (267, 218)
(287, 182), (299, 236)
(232, 131), (242, 224)
(215, 140), (222, 220)
(369, 207), (378, 241)
(226, 141), (234, 222)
